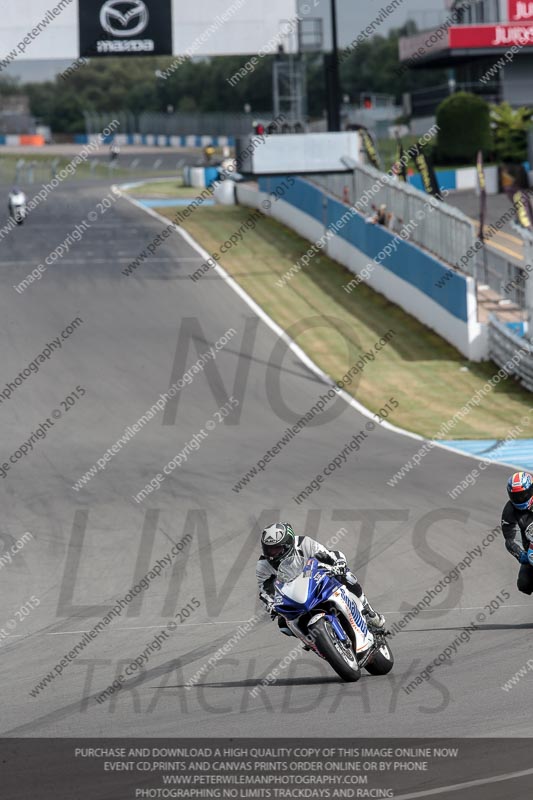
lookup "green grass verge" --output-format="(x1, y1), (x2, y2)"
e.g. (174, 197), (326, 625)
(152, 201), (533, 440)
(125, 179), (204, 199)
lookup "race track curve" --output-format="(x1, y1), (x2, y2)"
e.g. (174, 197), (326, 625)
(0, 175), (530, 746)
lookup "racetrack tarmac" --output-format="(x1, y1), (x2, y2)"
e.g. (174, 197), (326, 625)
(0, 175), (531, 747)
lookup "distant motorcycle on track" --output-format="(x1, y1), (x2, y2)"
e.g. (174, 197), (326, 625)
(273, 557), (394, 682)
(8, 189), (27, 225)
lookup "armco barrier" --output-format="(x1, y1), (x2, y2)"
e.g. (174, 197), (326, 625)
(488, 315), (533, 392)
(236, 177), (487, 361)
(0, 135), (45, 146)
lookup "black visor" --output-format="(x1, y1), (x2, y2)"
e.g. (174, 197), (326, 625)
(509, 488), (532, 506)
(263, 543), (286, 560)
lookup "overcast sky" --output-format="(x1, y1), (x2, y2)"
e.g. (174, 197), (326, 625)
(2, 0), (448, 82)
(311, 0), (448, 48)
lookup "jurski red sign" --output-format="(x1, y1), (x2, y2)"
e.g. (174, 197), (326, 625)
(449, 23), (533, 48)
(508, 1), (533, 22)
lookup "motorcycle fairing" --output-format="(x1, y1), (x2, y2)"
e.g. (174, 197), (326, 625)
(273, 558), (342, 620)
(274, 557), (373, 653)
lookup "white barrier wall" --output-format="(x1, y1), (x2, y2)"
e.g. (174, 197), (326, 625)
(238, 132), (361, 175)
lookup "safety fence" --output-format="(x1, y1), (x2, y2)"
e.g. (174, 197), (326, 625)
(488, 315), (533, 392)
(477, 246), (527, 309)
(311, 162), (475, 272)
(239, 176), (485, 361)
(312, 163), (529, 312)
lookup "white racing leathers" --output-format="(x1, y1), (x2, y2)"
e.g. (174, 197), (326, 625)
(256, 535), (361, 607)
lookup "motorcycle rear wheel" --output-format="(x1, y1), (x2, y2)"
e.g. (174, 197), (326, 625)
(309, 617), (361, 682)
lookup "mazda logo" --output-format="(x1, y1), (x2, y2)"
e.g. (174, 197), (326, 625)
(100, 0), (149, 38)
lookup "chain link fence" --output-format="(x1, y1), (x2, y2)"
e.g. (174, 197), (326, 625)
(84, 111), (272, 137)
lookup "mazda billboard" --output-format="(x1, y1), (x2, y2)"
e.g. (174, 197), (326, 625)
(79, 0), (173, 57)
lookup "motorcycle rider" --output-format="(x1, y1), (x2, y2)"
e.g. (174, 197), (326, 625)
(8, 186), (26, 218)
(501, 472), (533, 594)
(256, 522), (386, 636)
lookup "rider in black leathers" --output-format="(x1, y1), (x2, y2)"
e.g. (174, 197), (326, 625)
(502, 472), (533, 594)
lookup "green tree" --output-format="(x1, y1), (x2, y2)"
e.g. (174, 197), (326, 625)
(435, 92), (492, 165)
(491, 102), (533, 163)
(0, 76), (21, 97)
(19, 23), (451, 132)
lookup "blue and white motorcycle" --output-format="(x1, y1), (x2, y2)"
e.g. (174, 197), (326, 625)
(273, 557), (394, 682)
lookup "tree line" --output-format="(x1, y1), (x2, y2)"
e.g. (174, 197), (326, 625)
(0, 23), (446, 132)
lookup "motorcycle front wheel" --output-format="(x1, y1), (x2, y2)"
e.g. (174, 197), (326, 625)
(308, 617), (361, 682)
(364, 639), (394, 675)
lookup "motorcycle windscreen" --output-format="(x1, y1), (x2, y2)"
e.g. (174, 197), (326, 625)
(274, 559), (341, 619)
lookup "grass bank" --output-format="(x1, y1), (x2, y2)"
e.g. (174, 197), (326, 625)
(138, 180), (532, 439)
